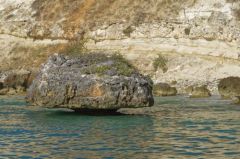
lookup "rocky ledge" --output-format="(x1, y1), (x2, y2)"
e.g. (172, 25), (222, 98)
(186, 85), (211, 98)
(153, 83), (177, 97)
(26, 53), (154, 110)
(218, 77), (240, 104)
(0, 70), (31, 95)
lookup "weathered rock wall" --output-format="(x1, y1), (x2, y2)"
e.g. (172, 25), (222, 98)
(0, 0), (240, 94)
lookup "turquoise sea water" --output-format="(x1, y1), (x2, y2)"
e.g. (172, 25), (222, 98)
(0, 96), (239, 159)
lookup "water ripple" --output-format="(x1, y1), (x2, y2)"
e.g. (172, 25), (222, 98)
(0, 96), (239, 158)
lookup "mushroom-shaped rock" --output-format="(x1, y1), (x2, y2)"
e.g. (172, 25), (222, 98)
(26, 53), (154, 110)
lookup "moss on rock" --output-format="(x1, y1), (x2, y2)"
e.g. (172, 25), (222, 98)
(75, 53), (137, 77)
(218, 77), (240, 99)
(153, 54), (168, 73)
(153, 83), (177, 96)
(189, 85), (211, 98)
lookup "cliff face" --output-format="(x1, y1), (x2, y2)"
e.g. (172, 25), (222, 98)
(0, 0), (240, 93)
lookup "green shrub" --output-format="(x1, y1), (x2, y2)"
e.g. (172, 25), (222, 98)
(60, 39), (88, 56)
(123, 26), (135, 37)
(94, 65), (112, 75)
(81, 65), (111, 75)
(114, 61), (135, 76)
(153, 54), (168, 73)
(184, 28), (191, 35)
(79, 53), (136, 76)
(111, 54), (136, 76)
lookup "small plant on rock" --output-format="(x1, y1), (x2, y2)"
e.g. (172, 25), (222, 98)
(111, 54), (136, 76)
(153, 54), (168, 73)
(79, 53), (137, 77)
(60, 39), (88, 56)
(123, 26), (135, 37)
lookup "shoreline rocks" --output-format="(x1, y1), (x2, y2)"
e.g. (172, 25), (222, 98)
(186, 85), (211, 98)
(0, 70), (31, 95)
(153, 83), (177, 96)
(218, 77), (240, 104)
(26, 53), (154, 110)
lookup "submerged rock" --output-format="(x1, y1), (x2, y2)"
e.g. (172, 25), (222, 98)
(118, 106), (163, 115)
(27, 53), (154, 110)
(218, 77), (240, 101)
(187, 85), (211, 98)
(153, 83), (177, 96)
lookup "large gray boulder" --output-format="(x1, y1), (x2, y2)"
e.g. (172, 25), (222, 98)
(26, 53), (154, 110)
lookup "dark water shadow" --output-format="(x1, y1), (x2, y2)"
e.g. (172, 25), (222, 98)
(27, 107), (129, 117)
(73, 109), (124, 116)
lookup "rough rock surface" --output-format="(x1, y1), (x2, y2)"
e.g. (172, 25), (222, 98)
(186, 85), (211, 98)
(153, 83), (177, 96)
(26, 54), (154, 110)
(218, 77), (240, 99)
(0, 69), (31, 95)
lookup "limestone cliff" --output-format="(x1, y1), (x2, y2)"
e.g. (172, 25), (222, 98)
(0, 0), (240, 94)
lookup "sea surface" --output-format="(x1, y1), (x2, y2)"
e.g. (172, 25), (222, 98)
(0, 96), (239, 159)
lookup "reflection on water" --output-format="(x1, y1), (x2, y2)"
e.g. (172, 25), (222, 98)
(0, 96), (239, 158)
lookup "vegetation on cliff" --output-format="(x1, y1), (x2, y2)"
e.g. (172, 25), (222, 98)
(153, 54), (168, 73)
(28, 0), (197, 39)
